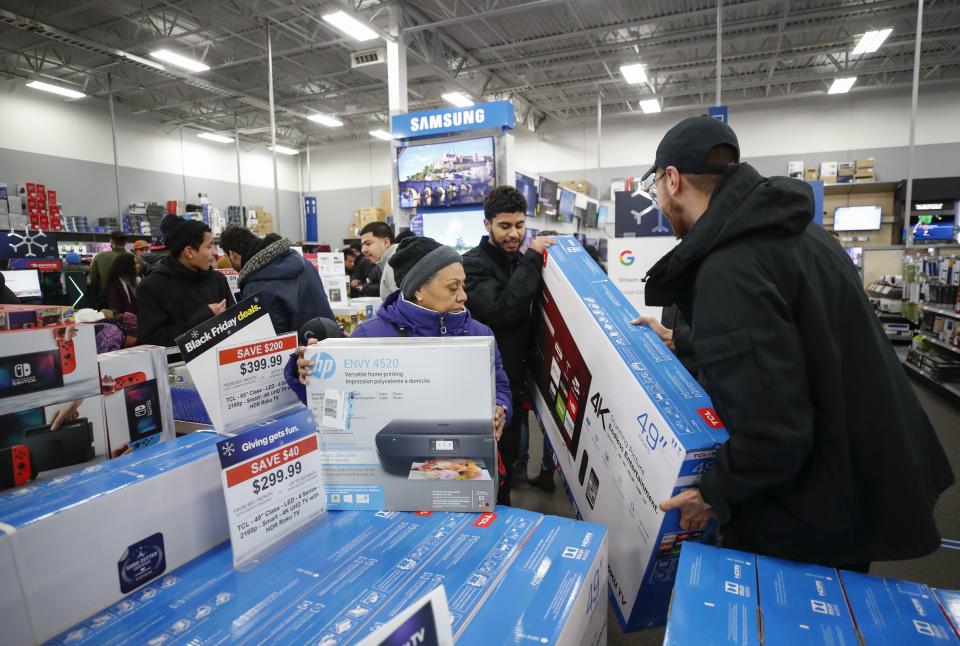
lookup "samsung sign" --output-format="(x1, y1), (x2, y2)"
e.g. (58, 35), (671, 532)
(391, 100), (514, 140)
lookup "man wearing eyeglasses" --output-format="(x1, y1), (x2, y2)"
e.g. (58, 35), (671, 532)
(636, 116), (952, 572)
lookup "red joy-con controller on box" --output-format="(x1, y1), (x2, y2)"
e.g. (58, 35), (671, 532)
(57, 336), (76, 375)
(0, 445), (36, 491)
(101, 371), (147, 394)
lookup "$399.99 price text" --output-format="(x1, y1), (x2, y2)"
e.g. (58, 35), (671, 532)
(239, 354), (284, 376)
(252, 460), (302, 494)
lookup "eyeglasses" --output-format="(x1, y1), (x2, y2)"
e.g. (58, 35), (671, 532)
(634, 172), (664, 212)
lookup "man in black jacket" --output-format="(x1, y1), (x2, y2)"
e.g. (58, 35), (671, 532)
(137, 215), (235, 347)
(463, 186), (555, 504)
(640, 116), (953, 570)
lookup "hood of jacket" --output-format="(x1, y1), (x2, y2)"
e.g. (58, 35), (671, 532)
(238, 237), (297, 287)
(153, 253), (219, 283)
(373, 290), (473, 336)
(646, 163), (813, 302)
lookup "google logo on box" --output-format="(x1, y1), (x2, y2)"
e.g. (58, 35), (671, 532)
(619, 250), (635, 266)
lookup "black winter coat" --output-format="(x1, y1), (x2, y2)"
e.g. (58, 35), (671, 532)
(646, 163), (954, 566)
(137, 255), (235, 348)
(463, 238), (544, 399)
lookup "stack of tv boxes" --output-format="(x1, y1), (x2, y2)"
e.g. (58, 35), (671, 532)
(666, 542), (960, 644)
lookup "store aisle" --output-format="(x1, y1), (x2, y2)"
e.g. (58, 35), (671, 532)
(514, 381), (960, 646)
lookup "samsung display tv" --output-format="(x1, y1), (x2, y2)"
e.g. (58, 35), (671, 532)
(515, 173), (539, 217)
(557, 188), (576, 222)
(584, 201), (599, 228)
(597, 204), (609, 226)
(833, 205), (882, 232)
(538, 177), (558, 217)
(397, 137), (495, 209)
(419, 207), (488, 253)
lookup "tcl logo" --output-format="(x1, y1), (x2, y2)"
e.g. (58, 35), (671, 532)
(14, 363), (31, 378)
(697, 408), (724, 429)
(414, 511), (432, 517)
(472, 513), (497, 528)
(542, 250), (548, 268)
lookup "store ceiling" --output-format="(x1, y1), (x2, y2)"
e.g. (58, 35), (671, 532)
(1, 0), (958, 149)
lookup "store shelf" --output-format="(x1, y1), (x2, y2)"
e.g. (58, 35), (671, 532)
(921, 304), (960, 320)
(823, 181), (899, 196)
(921, 332), (960, 356)
(902, 359), (960, 407)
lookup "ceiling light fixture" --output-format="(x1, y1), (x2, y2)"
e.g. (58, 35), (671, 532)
(639, 99), (662, 114)
(307, 114), (344, 127)
(25, 80), (86, 99)
(197, 132), (234, 144)
(620, 63), (648, 85)
(149, 49), (210, 72)
(117, 51), (165, 71)
(270, 145), (299, 155)
(369, 129), (393, 141)
(322, 11), (379, 42)
(828, 77), (857, 94)
(441, 91), (474, 108)
(852, 28), (893, 56)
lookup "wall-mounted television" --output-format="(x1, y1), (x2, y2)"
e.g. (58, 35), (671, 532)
(833, 205), (882, 231)
(597, 204), (609, 226)
(557, 188), (576, 222)
(419, 207), (487, 253)
(398, 137), (495, 209)
(515, 173), (539, 217)
(538, 177), (558, 217)
(583, 201), (599, 228)
(910, 212), (956, 241)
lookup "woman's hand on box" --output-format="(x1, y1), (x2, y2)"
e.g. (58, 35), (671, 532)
(296, 338), (319, 385)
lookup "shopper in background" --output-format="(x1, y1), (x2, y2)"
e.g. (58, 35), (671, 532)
(62, 252), (89, 273)
(288, 237), (512, 466)
(220, 225), (333, 335)
(132, 240), (151, 274)
(359, 222), (397, 297)
(343, 247), (365, 297)
(637, 115), (954, 571)
(104, 252), (138, 317)
(88, 230), (131, 308)
(137, 215), (234, 348)
(463, 186), (556, 504)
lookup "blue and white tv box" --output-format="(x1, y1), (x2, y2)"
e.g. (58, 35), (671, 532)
(0, 432), (228, 645)
(840, 571), (958, 643)
(757, 555), (857, 645)
(531, 236), (728, 630)
(47, 508), (607, 646)
(664, 542), (760, 645)
(935, 589), (960, 639)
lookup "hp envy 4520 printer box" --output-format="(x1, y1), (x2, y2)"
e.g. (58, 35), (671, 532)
(531, 236), (728, 630)
(0, 432), (228, 645)
(305, 337), (498, 512)
(48, 508), (608, 646)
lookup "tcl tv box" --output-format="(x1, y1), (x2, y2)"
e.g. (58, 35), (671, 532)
(305, 337), (498, 512)
(531, 236), (728, 630)
(935, 589), (960, 638)
(756, 555), (857, 645)
(840, 571), (959, 644)
(664, 542), (761, 646)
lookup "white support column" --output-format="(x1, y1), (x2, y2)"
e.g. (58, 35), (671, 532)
(234, 114), (243, 217)
(107, 73), (122, 217)
(387, 6), (408, 116)
(716, 0), (723, 105)
(904, 0), (924, 248)
(266, 19), (281, 225)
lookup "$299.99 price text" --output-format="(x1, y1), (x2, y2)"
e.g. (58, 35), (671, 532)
(252, 461), (302, 494)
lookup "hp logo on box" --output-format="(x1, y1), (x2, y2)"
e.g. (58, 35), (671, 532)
(311, 353), (336, 379)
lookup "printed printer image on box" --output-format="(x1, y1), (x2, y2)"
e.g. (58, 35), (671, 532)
(531, 236), (728, 631)
(305, 337), (498, 512)
(0, 324), (99, 416)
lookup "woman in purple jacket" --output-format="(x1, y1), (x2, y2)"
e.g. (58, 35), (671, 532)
(287, 236), (513, 440)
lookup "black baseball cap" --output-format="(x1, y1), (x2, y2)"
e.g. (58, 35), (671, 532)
(641, 116), (740, 181)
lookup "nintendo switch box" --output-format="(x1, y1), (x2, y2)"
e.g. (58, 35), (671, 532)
(531, 237), (728, 630)
(0, 324), (99, 416)
(98, 345), (175, 456)
(0, 394), (107, 476)
(0, 304), (75, 330)
(305, 337), (498, 512)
